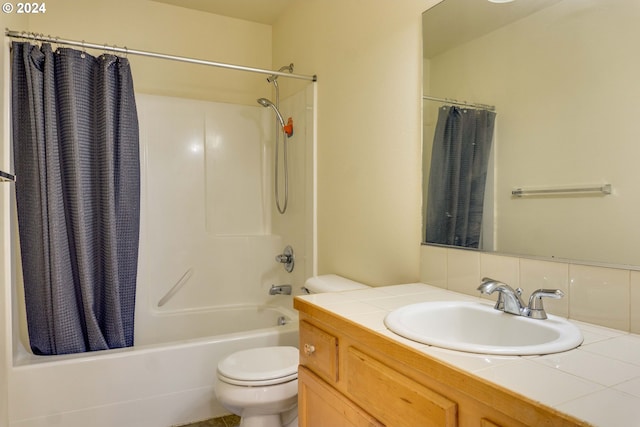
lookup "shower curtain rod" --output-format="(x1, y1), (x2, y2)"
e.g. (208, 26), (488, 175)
(5, 29), (317, 82)
(423, 95), (495, 111)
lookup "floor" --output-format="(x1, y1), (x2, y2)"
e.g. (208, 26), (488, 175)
(177, 414), (240, 427)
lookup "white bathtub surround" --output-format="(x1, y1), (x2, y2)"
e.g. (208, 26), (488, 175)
(136, 94), (285, 315)
(6, 89), (314, 427)
(421, 245), (640, 333)
(298, 283), (640, 427)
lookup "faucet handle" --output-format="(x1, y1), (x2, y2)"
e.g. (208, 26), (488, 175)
(275, 245), (295, 273)
(526, 289), (564, 319)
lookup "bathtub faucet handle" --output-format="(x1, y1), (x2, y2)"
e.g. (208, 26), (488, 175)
(275, 253), (292, 263)
(275, 245), (295, 273)
(269, 284), (292, 295)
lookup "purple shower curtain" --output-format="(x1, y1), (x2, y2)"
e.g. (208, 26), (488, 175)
(425, 106), (495, 248)
(11, 42), (140, 355)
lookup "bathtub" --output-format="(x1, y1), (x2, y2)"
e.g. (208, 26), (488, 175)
(8, 304), (299, 427)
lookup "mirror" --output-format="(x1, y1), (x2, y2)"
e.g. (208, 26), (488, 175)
(422, 0), (640, 267)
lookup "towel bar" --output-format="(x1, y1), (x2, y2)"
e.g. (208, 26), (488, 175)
(512, 184), (611, 197)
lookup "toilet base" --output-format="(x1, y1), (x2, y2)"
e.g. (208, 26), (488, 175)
(281, 407), (298, 427)
(239, 414), (281, 427)
(237, 405), (297, 427)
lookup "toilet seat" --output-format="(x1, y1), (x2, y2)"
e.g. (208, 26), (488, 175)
(217, 346), (299, 386)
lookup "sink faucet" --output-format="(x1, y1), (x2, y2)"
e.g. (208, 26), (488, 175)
(477, 277), (564, 319)
(477, 277), (526, 316)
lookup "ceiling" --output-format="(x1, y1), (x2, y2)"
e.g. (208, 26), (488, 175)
(423, 0), (563, 58)
(152, 0), (294, 25)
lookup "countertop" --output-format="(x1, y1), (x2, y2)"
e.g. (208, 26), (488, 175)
(296, 282), (640, 427)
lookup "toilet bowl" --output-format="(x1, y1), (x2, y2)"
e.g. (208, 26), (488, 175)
(215, 275), (369, 427)
(215, 346), (299, 427)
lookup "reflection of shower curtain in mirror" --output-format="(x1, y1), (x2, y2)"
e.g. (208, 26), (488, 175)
(426, 106), (495, 248)
(11, 42), (140, 355)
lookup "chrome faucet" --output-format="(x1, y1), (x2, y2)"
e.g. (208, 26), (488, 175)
(526, 288), (564, 319)
(477, 277), (564, 319)
(477, 277), (526, 316)
(275, 245), (295, 273)
(269, 284), (292, 295)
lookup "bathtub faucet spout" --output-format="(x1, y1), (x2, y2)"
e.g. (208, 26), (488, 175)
(269, 284), (292, 295)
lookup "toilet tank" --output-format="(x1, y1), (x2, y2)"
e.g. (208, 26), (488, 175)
(302, 274), (370, 294)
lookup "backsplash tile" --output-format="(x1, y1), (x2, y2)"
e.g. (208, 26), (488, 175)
(520, 259), (569, 317)
(420, 245), (638, 333)
(569, 264), (629, 331)
(446, 249), (480, 294)
(420, 245), (447, 288)
(480, 253), (520, 287)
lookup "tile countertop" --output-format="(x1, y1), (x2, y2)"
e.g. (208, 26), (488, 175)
(296, 283), (640, 427)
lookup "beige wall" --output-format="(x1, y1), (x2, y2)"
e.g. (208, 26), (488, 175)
(273, 0), (438, 286)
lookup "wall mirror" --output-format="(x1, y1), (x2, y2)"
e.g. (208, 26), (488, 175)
(422, 0), (640, 267)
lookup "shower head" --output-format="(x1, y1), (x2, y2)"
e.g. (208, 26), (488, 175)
(257, 98), (285, 128)
(266, 63), (294, 83)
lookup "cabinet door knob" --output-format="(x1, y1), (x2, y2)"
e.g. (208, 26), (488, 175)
(303, 343), (316, 356)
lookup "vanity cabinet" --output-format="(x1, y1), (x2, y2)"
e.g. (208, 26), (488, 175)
(299, 366), (383, 427)
(295, 298), (591, 427)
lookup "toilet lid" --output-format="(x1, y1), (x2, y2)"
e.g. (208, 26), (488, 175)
(218, 346), (299, 385)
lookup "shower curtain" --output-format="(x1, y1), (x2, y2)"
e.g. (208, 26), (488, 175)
(11, 42), (140, 355)
(425, 106), (496, 248)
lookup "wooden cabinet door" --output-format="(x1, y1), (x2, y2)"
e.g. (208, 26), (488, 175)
(346, 347), (458, 427)
(300, 320), (339, 383)
(299, 366), (382, 427)
(480, 419), (503, 427)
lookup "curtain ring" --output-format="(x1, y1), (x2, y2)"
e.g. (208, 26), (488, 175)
(110, 43), (118, 59)
(81, 40), (86, 58)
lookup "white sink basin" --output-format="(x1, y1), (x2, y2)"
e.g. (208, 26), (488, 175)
(384, 301), (583, 355)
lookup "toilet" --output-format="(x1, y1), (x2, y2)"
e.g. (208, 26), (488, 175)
(214, 274), (369, 427)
